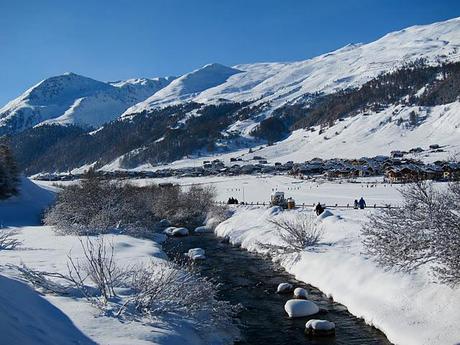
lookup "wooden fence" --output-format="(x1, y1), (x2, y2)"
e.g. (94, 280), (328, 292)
(214, 201), (399, 209)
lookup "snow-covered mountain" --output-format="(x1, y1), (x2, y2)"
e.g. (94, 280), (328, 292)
(123, 63), (243, 115)
(5, 17), (460, 174)
(0, 73), (174, 134)
(122, 17), (460, 116)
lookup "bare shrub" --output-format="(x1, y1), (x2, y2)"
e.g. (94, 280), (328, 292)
(20, 237), (126, 307)
(45, 172), (216, 237)
(269, 213), (323, 251)
(66, 237), (126, 305)
(18, 240), (238, 333)
(17, 265), (71, 295)
(205, 205), (232, 229)
(0, 230), (21, 250)
(362, 181), (460, 286)
(152, 185), (216, 228)
(126, 260), (238, 329)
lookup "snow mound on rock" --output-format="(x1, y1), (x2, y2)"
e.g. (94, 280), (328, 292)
(293, 287), (308, 299)
(284, 299), (319, 318)
(277, 283), (294, 293)
(186, 248), (206, 260)
(305, 319), (335, 331)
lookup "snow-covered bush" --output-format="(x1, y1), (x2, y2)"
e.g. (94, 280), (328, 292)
(206, 205), (232, 229)
(45, 170), (215, 237)
(269, 213), (323, 251)
(152, 184), (216, 229)
(0, 230), (21, 250)
(362, 181), (460, 286)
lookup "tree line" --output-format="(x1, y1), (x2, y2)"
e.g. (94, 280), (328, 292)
(0, 139), (19, 199)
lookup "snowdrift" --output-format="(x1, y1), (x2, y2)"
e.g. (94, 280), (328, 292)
(0, 275), (96, 345)
(0, 177), (56, 227)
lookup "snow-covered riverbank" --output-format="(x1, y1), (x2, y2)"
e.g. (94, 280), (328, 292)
(215, 205), (460, 345)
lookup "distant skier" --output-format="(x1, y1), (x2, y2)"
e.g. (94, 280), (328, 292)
(358, 197), (366, 209)
(353, 199), (359, 209)
(315, 202), (324, 216)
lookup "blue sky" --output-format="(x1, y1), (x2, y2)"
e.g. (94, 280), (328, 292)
(1, 0), (460, 105)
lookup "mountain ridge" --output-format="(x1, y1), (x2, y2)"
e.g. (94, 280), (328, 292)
(3, 17), (460, 174)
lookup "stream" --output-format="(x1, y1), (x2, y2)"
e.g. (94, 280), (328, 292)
(163, 232), (392, 345)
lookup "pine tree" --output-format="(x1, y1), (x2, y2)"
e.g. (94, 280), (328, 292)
(0, 140), (20, 199)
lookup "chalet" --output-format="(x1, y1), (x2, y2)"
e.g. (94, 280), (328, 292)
(385, 166), (420, 183)
(442, 162), (460, 180)
(419, 165), (443, 180)
(358, 166), (375, 177)
(326, 168), (352, 179)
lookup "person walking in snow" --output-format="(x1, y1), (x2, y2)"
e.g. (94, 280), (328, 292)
(353, 199), (359, 209)
(315, 202), (324, 216)
(358, 197), (366, 209)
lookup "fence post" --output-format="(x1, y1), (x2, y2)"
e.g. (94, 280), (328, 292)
(374, 204), (376, 208)
(347, 203), (349, 208)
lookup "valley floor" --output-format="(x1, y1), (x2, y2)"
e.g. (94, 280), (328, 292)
(4, 176), (460, 345)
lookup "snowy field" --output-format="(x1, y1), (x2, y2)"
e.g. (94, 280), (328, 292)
(0, 178), (233, 345)
(129, 175), (404, 206)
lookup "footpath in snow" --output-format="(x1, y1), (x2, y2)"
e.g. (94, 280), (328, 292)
(215, 205), (460, 345)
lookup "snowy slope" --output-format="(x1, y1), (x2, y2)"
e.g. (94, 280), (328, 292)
(123, 63), (243, 114)
(104, 100), (460, 172)
(123, 17), (460, 116)
(0, 73), (174, 134)
(0, 274), (96, 345)
(0, 176), (56, 227)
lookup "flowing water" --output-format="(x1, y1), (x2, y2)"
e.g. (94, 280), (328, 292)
(163, 233), (392, 345)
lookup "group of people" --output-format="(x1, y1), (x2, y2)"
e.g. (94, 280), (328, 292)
(354, 197), (366, 209)
(227, 197), (239, 204)
(314, 197), (366, 215)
